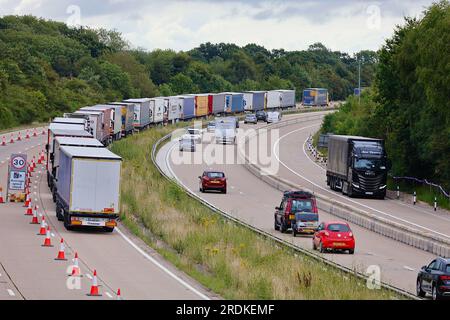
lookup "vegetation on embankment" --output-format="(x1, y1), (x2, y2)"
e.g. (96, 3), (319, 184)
(0, 15), (376, 130)
(316, 1), (450, 192)
(110, 125), (405, 300)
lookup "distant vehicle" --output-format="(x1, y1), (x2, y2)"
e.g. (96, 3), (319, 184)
(266, 111), (281, 123)
(55, 146), (121, 232)
(256, 110), (267, 122)
(326, 135), (389, 199)
(312, 221), (355, 254)
(206, 121), (216, 132)
(302, 88), (329, 107)
(244, 113), (257, 124)
(199, 171), (227, 194)
(184, 128), (202, 143)
(274, 191), (318, 233)
(179, 137), (196, 152)
(292, 212), (319, 237)
(417, 257), (450, 300)
(215, 119), (237, 145)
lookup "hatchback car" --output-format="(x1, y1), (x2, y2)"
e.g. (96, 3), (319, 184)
(179, 138), (196, 152)
(417, 257), (450, 300)
(274, 191), (318, 233)
(244, 113), (257, 124)
(199, 171), (227, 193)
(256, 110), (267, 122)
(185, 128), (202, 143)
(312, 221), (355, 254)
(292, 212), (319, 236)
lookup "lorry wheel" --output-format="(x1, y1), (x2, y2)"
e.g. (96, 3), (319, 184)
(56, 202), (63, 221)
(63, 213), (73, 231)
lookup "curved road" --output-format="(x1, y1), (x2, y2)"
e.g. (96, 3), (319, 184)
(159, 112), (439, 294)
(0, 129), (214, 300)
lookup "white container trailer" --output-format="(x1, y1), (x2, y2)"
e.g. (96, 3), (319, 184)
(124, 98), (151, 130)
(84, 105), (122, 141)
(74, 110), (107, 145)
(266, 90), (282, 109)
(168, 96), (182, 122)
(49, 137), (104, 199)
(277, 89), (296, 108)
(150, 98), (164, 124)
(52, 117), (88, 131)
(55, 146), (122, 231)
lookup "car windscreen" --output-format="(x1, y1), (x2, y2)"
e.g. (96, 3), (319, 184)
(294, 213), (318, 222)
(188, 129), (199, 134)
(327, 224), (350, 232)
(446, 264), (450, 273)
(291, 199), (313, 212)
(207, 172), (225, 178)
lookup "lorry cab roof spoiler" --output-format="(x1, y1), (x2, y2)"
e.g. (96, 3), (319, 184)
(55, 137), (104, 147)
(52, 117), (86, 125)
(330, 135), (383, 142)
(59, 146), (121, 160)
(50, 129), (93, 137)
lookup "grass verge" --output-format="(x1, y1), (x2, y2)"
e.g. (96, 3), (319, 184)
(110, 124), (406, 300)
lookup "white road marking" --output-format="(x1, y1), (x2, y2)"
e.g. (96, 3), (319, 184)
(105, 292), (113, 298)
(7, 289), (15, 296)
(403, 266), (415, 271)
(116, 226), (210, 300)
(51, 233), (55, 237)
(271, 125), (450, 239)
(86, 274), (93, 280)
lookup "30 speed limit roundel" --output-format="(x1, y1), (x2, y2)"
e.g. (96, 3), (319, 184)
(11, 155), (26, 170)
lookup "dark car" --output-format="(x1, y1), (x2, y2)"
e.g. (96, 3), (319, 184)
(199, 171), (227, 194)
(256, 110), (267, 122)
(417, 257), (450, 300)
(274, 191), (318, 233)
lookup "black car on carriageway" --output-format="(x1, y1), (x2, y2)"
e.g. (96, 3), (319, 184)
(417, 257), (450, 300)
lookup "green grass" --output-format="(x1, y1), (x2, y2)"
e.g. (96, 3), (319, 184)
(387, 178), (450, 210)
(110, 123), (406, 300)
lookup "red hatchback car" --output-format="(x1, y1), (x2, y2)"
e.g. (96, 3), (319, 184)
(312, 221), (355, 254)
(199, 171), (227, 194)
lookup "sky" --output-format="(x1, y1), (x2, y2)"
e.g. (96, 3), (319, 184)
(0, 0), (436, 54)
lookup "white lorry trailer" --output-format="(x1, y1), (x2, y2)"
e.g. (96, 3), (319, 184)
(55, 146), (122, 232)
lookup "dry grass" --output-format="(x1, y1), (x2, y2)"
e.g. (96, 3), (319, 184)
(110, 122), (406, 300)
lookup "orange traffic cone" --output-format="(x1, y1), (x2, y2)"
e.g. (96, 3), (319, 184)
(30, 205), (39, 224)
(87, 270), (101, 296)
(25, 201), (33, 216)
(55, 238), (67, 261)
(10, 133), (14, 143)
(26, 130), (30, 139)
(1, 136), (6, 146)
(38, 216), (47, 235)
(116, 288), (122, 300)
(17, 131), (22, 141)
(42, 226), (53, 247)
(0, 187), (4, 204)
(33, 128), (37, 137)
(24, 192), (30, 207)
(70, 252), (82, 277)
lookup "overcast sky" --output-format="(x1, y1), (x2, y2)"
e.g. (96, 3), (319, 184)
(0, 0), (436, 54)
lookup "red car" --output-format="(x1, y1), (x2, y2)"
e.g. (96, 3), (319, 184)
(199, 171), (227, 193)
(312, 221), (355, 254)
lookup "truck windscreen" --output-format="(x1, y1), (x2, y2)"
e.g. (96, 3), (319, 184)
(354, 158), (386, 170)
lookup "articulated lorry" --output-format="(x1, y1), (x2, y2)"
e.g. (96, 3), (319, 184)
(55, 146), (122, 231)
(326, 135), (389, 199)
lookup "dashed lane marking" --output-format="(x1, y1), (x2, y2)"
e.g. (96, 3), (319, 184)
(403, 266), (415, 271)
(105, 292), (113, 298)
(7, 289), (15, 297)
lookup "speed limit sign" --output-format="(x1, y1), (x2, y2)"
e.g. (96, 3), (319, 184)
(10, 154), (27, 171)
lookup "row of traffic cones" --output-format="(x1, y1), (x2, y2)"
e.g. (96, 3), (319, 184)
(0, 128), (46, 147)
(21, 159), (121, 299)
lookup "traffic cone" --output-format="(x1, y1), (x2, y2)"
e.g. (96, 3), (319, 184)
(87, 270), (101, 296)
(1, 136), (6, 146)
(33, 128), (37, 137)
(10, 133), (14, 143)
(17, 131), (22, 141)
(0, 187), (4, 204)
(25, 201), (33, 215)
(41, 226), (53, 247)
(70, 252), (82, 277)
(26, 130), (30, 139)
(55, 238), (67, 260)
(30, 205), (39, 224)
(24, 192), (30, 207)
(38, 216), (47, 235)
(116, 288), (122, 300)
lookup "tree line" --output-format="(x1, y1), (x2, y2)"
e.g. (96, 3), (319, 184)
(0, 15), (376, 129)
(321, 1), (450, 188)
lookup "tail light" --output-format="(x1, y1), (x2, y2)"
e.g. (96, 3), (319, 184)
(440, 275), (450, 281)
(285, 202), (292, 218)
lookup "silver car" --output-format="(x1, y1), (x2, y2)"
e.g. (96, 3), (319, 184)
(179, 138), (196, 152)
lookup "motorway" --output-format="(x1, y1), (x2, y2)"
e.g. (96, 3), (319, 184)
(0, 129), (214, 300)
(158, 111), (444, 294)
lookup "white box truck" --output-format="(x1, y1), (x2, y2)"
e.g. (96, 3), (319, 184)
(266, 90), (282, 109)
(84, 105), (122, 141)
(124, 98), (151, 130)
(168, 96), (182, 123)
(150, 98), (164, 124)
(55, 146), (122, 232)
(277, 89), (296, 108)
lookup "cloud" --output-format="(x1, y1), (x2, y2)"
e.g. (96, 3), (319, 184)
(0, 0), (436, 53)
